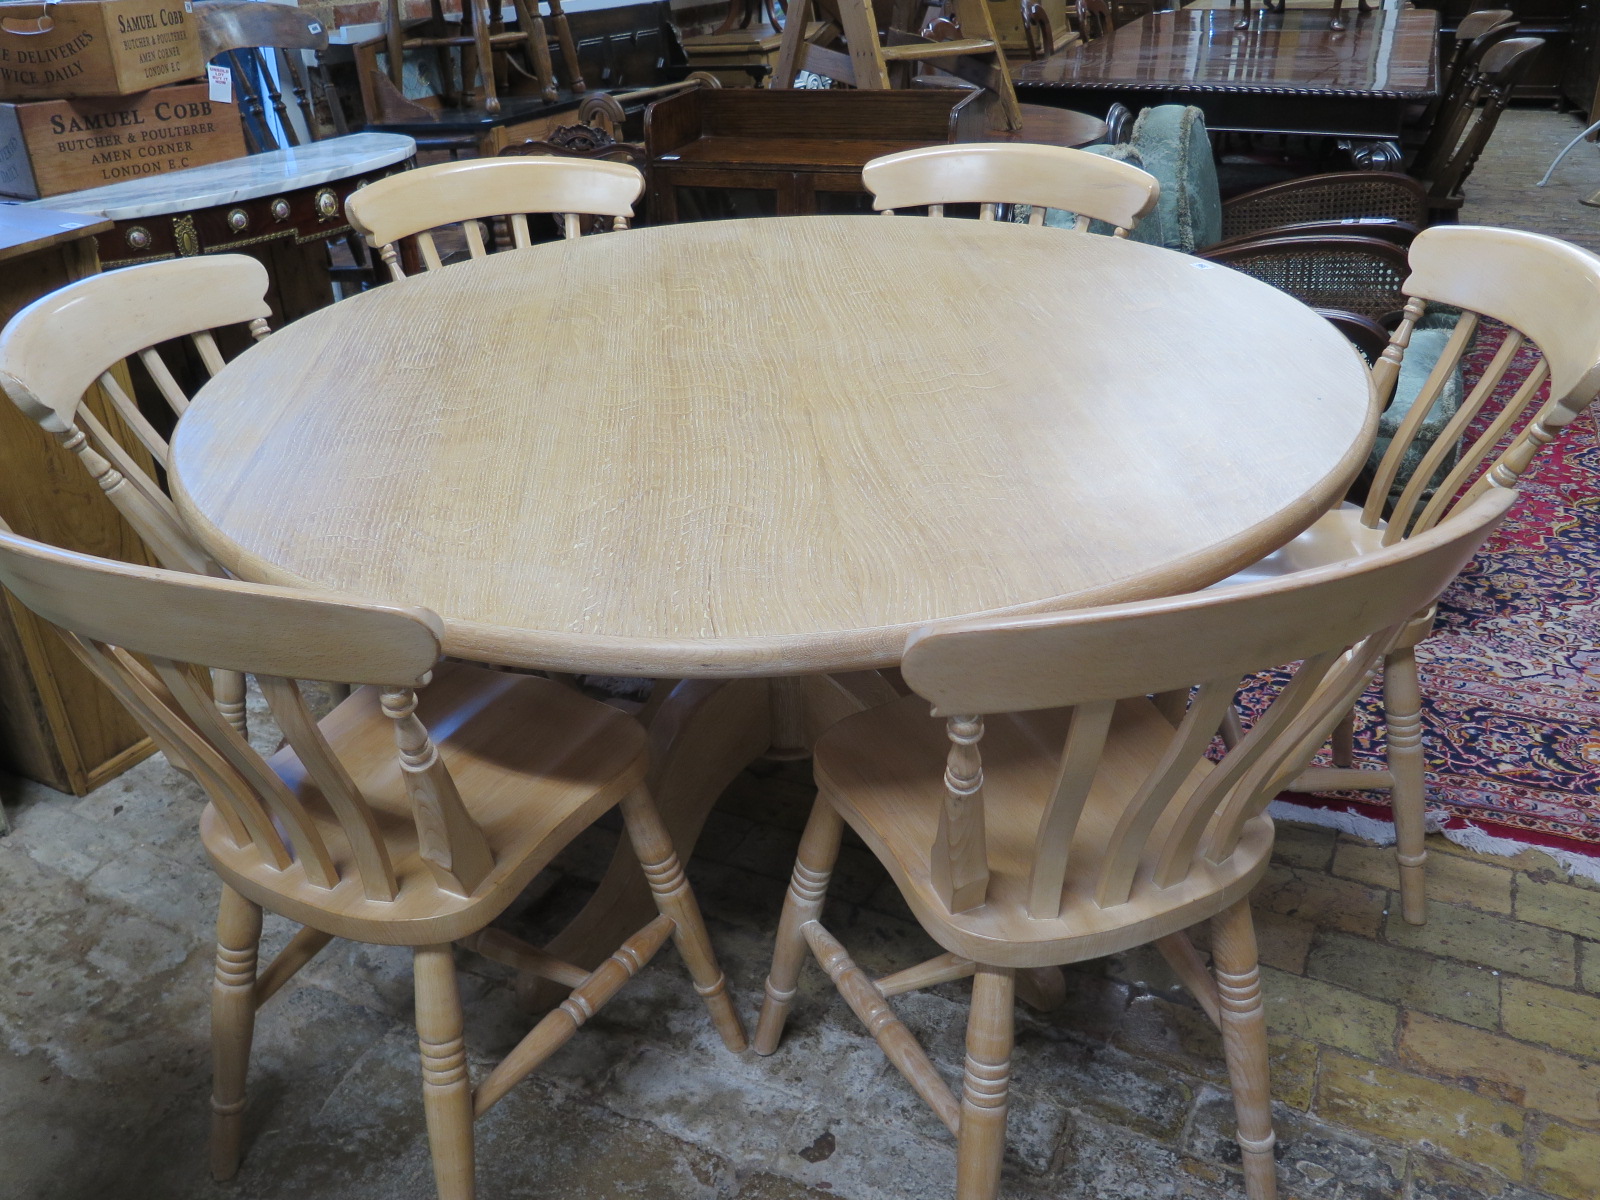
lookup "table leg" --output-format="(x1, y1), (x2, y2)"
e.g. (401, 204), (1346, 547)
(517, 671), (901, 1011)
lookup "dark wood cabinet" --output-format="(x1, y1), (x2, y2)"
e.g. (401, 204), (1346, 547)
(645, 87), (988, 222)
(1565, 0), (1600, 112)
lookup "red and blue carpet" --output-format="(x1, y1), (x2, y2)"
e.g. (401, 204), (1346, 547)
(1262, 323), (1600, 878)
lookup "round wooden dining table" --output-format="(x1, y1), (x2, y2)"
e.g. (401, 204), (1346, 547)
(170, 214), (1376, 986)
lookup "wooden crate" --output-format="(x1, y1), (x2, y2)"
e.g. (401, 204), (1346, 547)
(0, 82), (245, 199)
(0, 0), (203, 100)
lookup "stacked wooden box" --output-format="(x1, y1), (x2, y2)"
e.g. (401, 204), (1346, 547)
(0, 0), (244, 198)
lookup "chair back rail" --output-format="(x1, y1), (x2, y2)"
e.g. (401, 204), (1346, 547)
(862, 143), (1160, 235)
(0, 531), (500, 900)
(345, 158), (646, 280)
(1360, 225), (1600, 539)
(898, 489), (1516, 916)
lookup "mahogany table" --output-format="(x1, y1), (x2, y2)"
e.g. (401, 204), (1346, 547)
(169, 215), (1376, 988)
(1014, 7), (1440, 145)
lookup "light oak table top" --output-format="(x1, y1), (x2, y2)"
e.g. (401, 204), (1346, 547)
(170, 215), (1377, 678)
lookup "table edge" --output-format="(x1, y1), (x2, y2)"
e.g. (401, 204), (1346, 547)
(176, 392), (1380, 678)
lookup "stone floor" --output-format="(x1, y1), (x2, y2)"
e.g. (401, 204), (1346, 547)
(5, 109), (1600, 1200)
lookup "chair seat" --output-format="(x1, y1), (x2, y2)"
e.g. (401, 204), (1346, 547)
(1216, 502), (1387, 585)
(813, 693), (1274, 967)
(881, 38), (997, 59)
(201, 662), (648, 946)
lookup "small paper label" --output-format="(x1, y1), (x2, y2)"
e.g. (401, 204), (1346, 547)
(184, 1), (193, 10)
(308, 20), (321, 32)
(208, 64), (233, 105)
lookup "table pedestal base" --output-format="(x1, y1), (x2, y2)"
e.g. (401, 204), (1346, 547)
(516, 672), (1068, 1016)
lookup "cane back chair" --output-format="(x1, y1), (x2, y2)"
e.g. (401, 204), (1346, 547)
(862, 142), (1160, 236)
(753, 488), (1515, 1200)
(0, 530), (746, 1200)
(1223, 225), (1600, 924)
(772, 0), (1023, 130)
(345, 157), (645, 280)
(0, 254), (276, 738)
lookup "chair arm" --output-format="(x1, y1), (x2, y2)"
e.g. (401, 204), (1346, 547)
(1219, 171), (1429, 242)
(1208, 216), (1420, 252)
(1197, 234), (1412, 324)
(1313, 308), (1390, 361)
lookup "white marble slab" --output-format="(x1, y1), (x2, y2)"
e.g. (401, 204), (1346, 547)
(15, 133), (416, 221)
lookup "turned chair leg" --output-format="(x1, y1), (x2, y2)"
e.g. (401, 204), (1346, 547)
(754, 797), (845, 1055)
(1211, 900), (1278, 1200)
(619, 787), (748, 1051)
(214, 668), (248, 739)
(1383, 647), (1429, 924)
(414, 944), (476, 1200)
(1330, 708), (1356, 768)
(956, 965), (1015, 1200)
(210, 885), (263, 1181)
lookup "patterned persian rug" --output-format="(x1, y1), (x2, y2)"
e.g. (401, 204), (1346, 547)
(1250, 322), (1600, 878)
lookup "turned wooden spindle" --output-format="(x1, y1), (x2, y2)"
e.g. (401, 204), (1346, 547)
(210, 887), (263, 1181)
(381, 683), (494, 895)
(755, 798), (844, 1054)
(620, 787), (747, 1051)
(1211, 900), (1278, 1200)
(933, 714), (989, 913)
(956, 966), (1015, 1200)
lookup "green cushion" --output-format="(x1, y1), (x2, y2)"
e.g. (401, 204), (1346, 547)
(1007, 144), (1145, 235)
(1127, 105), (1223, 253)
(1369, 313), (1467, 511)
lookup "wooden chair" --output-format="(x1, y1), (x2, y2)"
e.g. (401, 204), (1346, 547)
(0, 255), (275, 738)
(753, 487), (1517, 1200)
(1411, 37), (1543, 218)
(1020, 1), (1055, 59)
(382, 0), (584, 111)
(1409, 9), (1518, 148)
(192, 2), (380, 290)
(1073, 0), (1115, 42)
(1221, 225), (1600, 924)
(862, 142), (1160, 236)
(0, 530), (746, 1200)
(192, 0), (341, 152)
(1199, 234), (1411, 323)
(345, 157), (644, 280)
(772, 0), (1023, 131)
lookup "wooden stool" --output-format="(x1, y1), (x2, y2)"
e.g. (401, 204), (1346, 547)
(773, 0), (1023, 131)
(383, 0), (583, 111)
